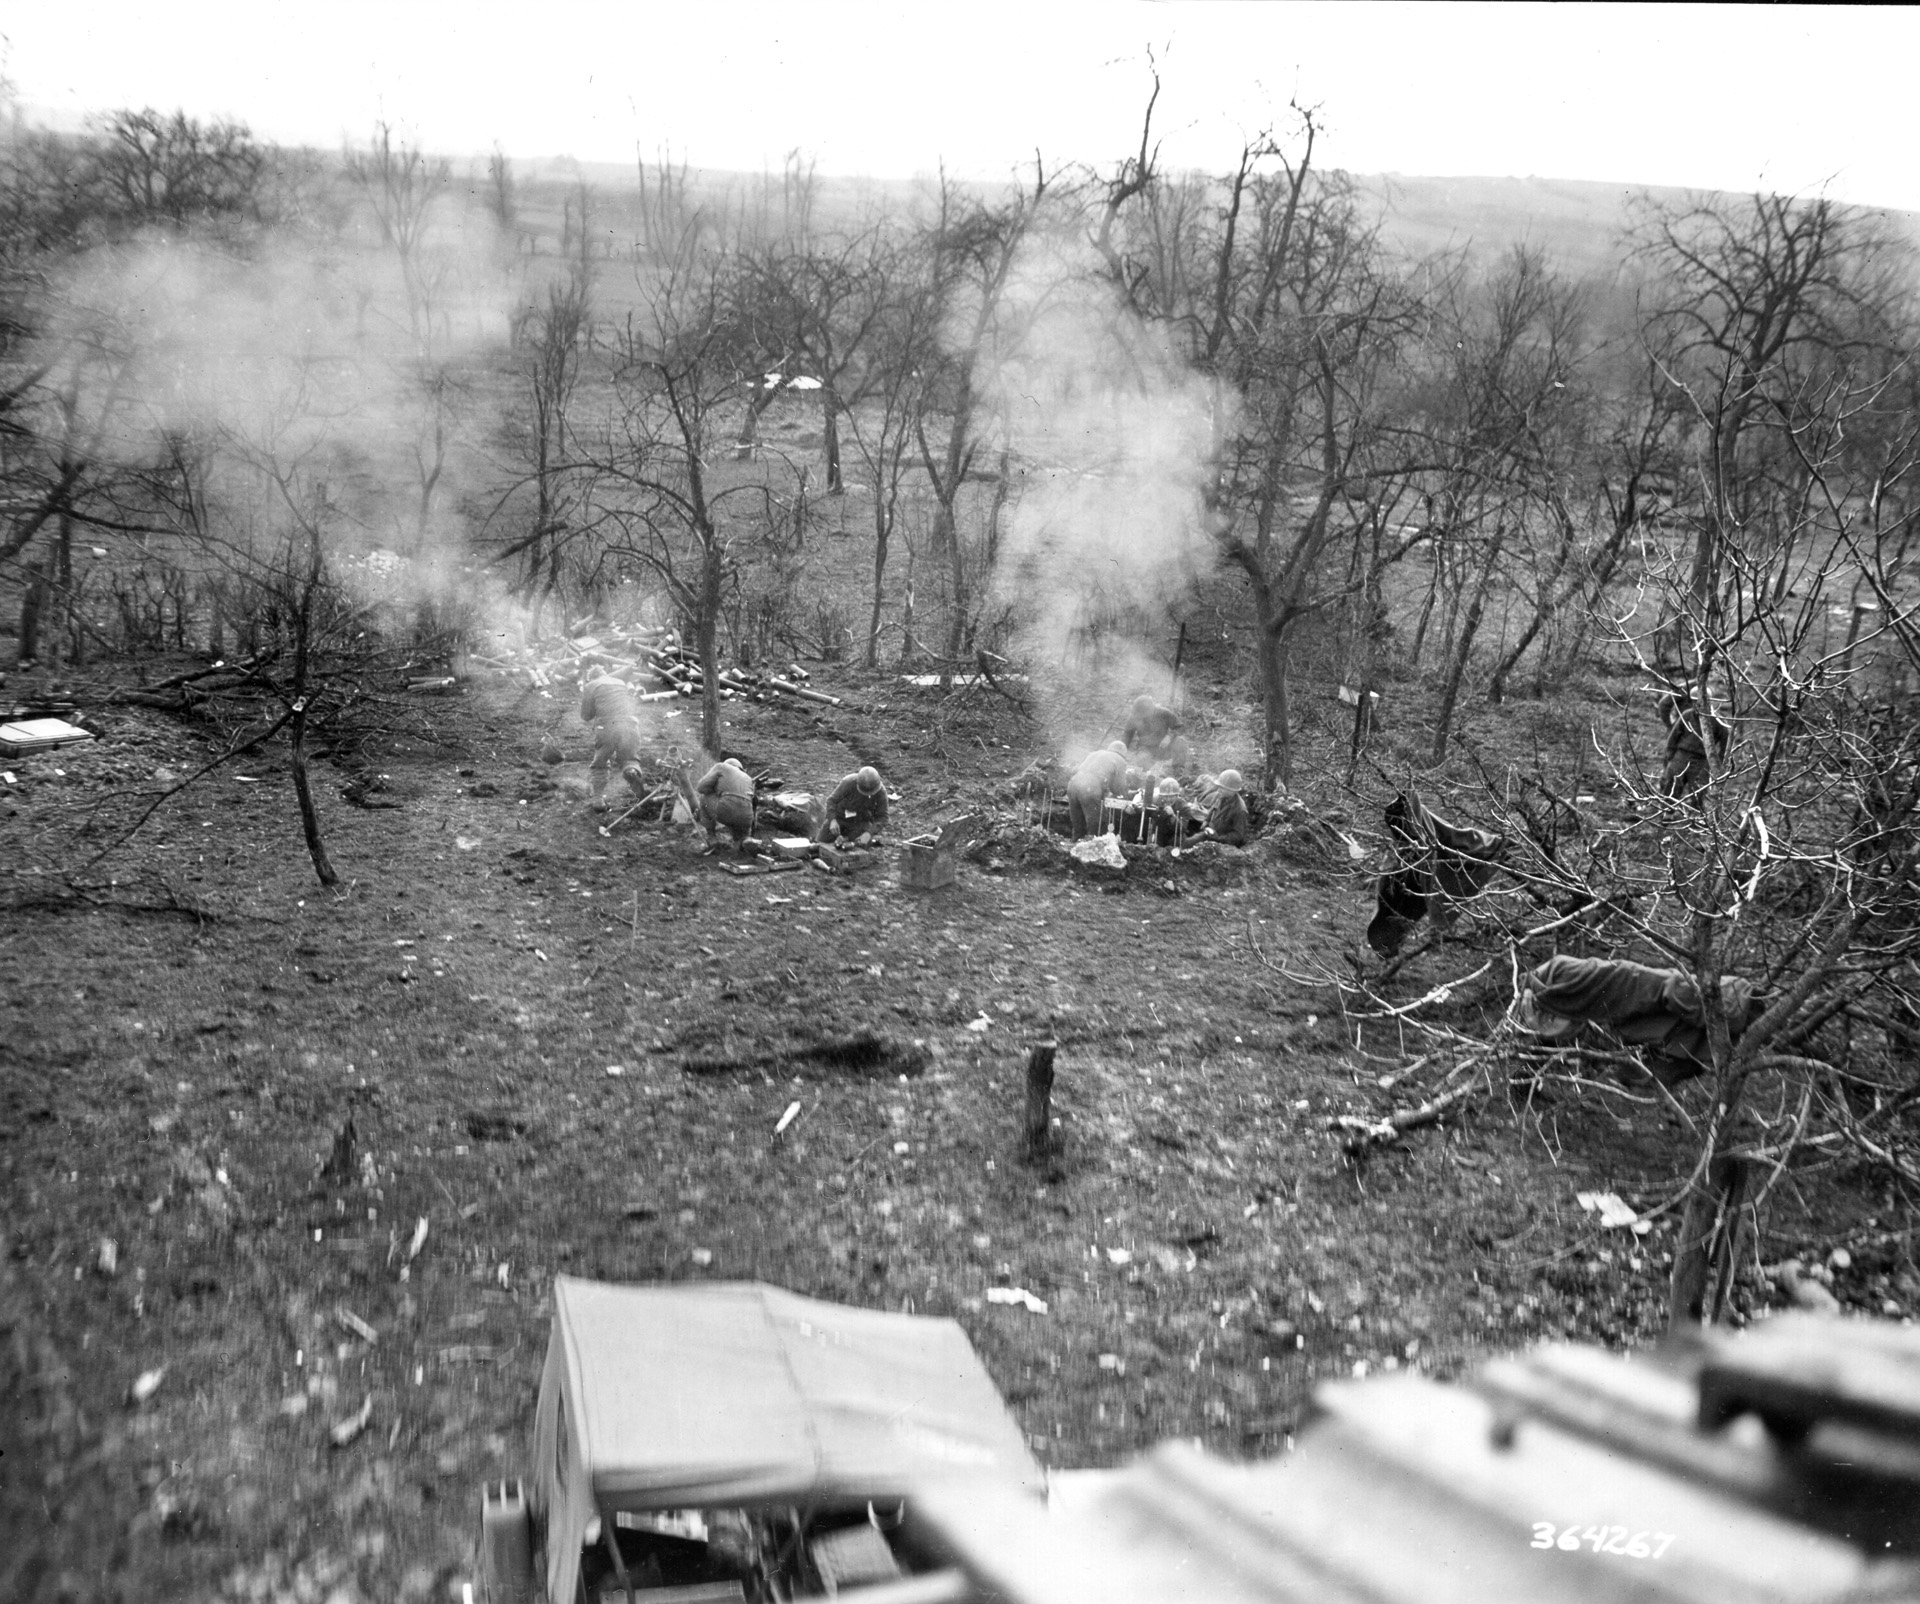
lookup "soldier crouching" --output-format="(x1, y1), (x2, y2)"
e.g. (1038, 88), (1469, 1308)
(822, 766), (888, 845)
(694, 757), (755, 852)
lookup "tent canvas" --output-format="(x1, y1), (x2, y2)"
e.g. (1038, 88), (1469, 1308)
(536, 1279), (1042, 1604)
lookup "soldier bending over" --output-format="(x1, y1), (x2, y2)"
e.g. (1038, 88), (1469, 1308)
(578, 671), (648, 812)
(823, 766), (889, 845)
(694, 757), (755, 853)
(1066, 741), (1132, 839)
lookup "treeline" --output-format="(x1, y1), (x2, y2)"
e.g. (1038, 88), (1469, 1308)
(7, 98), (1916, 772)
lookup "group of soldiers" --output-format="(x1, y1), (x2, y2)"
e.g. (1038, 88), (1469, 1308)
(577, 669), (886, 853)
(1064, 695), (1251, 849)
(582, 671), (1246, 857)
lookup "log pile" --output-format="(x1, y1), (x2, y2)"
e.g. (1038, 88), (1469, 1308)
(468, 624), (843, 709)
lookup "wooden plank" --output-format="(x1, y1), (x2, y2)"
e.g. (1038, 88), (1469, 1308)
(1698, 1316), (1920, 1446)
(1309, 1372), (1874, 1601)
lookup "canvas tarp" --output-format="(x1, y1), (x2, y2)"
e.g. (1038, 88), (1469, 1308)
(536, 1278), (1042, 1604)
(1367, 791), (1505, 957)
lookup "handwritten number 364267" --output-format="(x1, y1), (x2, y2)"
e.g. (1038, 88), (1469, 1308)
(1531, 1524), (1674, 1559)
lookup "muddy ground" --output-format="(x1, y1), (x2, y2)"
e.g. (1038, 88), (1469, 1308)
(2, 661), (1910, 1603)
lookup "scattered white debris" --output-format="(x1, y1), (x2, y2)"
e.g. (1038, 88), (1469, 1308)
(1576, 1191), (1642, 1230)
(329, 1394), (374, 1448)
(1105, 1248), (1132, 1266)
(335, 1306), (379, 1345)
(1069, 835), (1127, 870)
(987, 1286), (1048, 1315)
(965, 1013), (993, 1033)
(129, 1367), (166, 1406)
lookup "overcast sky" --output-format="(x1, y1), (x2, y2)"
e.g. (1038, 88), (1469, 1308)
(5, 3), (1913, 209)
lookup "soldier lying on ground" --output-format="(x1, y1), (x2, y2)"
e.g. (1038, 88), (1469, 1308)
(1122, 695), (1182, 764)
(1526, 953), (1763, 1088)
(694, 757), (755, 853)
(1066, 742), (1133, 839)
(578, 670), (649, 812)
(822, 766), (889, 844)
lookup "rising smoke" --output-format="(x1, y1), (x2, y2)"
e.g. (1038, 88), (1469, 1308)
(27, 151), (517, 635)
(979, 244), (1229, 767)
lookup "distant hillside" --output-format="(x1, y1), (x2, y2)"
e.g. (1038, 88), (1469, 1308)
(1359, 173), (1920, 283)
(1353, 173), (1688, 281)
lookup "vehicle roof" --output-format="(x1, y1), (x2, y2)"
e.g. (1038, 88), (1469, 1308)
(550, 1277), (1045, 1507)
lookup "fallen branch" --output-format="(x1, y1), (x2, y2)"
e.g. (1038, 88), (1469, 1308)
(1332, 1081), (1480, 1155)
(71, 704), (296, 878)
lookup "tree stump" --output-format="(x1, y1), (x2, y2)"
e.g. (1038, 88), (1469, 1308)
(1024, 1041), (1058, 1161)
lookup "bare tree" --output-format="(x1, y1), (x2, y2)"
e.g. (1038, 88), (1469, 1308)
(89, 108), (266, 231)
(1418, 246), (1586, 759)
(592, 226), (767, 752)
(491, 253), (593, 618)
(1096, 101), (1428, 783)
(913, 165), (1053, 668)
(484, 144), (516, 235)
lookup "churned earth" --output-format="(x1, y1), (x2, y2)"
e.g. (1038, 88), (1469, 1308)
(2, 661), (1901, 1603)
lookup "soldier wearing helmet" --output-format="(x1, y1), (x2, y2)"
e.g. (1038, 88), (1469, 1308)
(823, 766), (890, 845)
(694, 756), (755, 852)
(1150, 776), (1205, 849)
(1202, 768), (1251, 846)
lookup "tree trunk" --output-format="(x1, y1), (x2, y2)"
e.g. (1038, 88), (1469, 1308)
(289, 699), (339, 887)
(697, 538), (723, 754)
(938, 493), (967, 668)
(1227, 540), (1293, 786)
(865, 498), (891, 668)
(18, 559), (48, 664)
(1430, 526), (1505, 764)
(823, 396), (842, 493)
(1669, 1152), (1754, 1326)
(1488, 608), (1549, 705)
(1408, 543), (1442, 671)
(54, 511), (76, 670)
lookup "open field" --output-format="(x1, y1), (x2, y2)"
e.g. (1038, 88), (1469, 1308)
(4, 652), (1909, 1603)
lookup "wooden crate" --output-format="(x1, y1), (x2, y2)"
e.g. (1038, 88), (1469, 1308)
(903, 842), (956, 890)
(0, 717), (93, 755)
